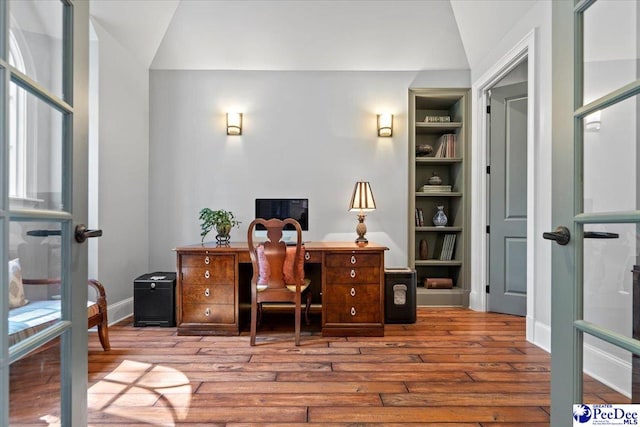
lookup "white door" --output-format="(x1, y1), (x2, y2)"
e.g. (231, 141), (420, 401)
(550, 0), (640, 424)
(1, 1), (90, 425)
(488, 81), (528, 316)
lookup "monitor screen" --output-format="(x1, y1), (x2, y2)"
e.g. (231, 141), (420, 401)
(255, 198), (309, 230)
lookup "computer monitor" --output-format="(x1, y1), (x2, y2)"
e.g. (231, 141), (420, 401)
(254, 198), (309, 230)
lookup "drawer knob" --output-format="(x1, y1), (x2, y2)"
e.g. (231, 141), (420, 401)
(204, 288), (210, 297)
(304, 251), (310, 261)
(350, 269), (356, 278)
(350, 255), (356, 265)
(205, 308), (210, 316)
(350, 307), (356, 316)
(204, 256), (210, 265)
(204, 270), (210, 279)
(350, 287), (356, 297)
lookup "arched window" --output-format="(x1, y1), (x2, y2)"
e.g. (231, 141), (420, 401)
(9, 30), (27, 198)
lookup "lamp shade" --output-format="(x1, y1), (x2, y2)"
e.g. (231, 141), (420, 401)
(227, 112), (242, 135)
(349, 181), (376, 211)
(377, 114), (393, 137)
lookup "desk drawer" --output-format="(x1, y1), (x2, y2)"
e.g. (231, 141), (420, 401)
(325, 253), (380, 268)
(182, 284), (234, 305)
(325, 267), (380, 284)
(181, 266), (234, 285)
(325, 303), (381, 323)
(181, 253), (235, 269)
(182, 303), (235, 324)
(324, 283), (380, 305)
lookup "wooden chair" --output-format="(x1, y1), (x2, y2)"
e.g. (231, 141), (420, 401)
(21, 278), (111, 351)
(247, 218), (312, 346)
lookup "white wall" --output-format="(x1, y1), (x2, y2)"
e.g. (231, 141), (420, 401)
(468, 0), (553, 352)
(468, 0), (639, 396)
(90, 19), (149, 323)
(147, 70), (469, 272)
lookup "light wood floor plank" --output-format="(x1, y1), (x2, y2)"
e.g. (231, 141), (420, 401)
(10, 307), (632, 425)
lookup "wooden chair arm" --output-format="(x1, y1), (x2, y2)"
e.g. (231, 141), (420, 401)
(88, 279), (107, 299)
(22, 278), (107, 305)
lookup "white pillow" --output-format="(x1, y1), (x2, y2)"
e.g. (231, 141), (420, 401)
(8, 258), (29, 308)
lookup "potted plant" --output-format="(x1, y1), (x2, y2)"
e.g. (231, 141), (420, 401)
(199, 208), (241, 244)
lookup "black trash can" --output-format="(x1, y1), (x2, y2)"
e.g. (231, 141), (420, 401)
(384, 268), (417, 324)
(134, 272), (176, 327)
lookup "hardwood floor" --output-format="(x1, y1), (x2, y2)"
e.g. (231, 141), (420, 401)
(10, 307), (630, 425)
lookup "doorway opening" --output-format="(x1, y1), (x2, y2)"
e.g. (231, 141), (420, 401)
(470, 30), (536, 340)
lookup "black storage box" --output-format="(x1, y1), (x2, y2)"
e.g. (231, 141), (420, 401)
(384, 268), (417, 324)
(134, 272), (176, 327)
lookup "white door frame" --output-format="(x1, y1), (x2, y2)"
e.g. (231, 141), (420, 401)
(470, 29), (536, 339)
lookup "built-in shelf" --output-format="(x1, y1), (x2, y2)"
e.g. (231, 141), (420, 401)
(416, 157), (463, 164)
(409, 88), (470, 308)
(416, 192), (463, 197)
(415, 122), (463, 134)
(414, 260), (463, 267)
(415, 226), (463, 232)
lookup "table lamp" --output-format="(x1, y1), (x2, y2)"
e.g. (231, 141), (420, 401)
(349, 181), (376, 244)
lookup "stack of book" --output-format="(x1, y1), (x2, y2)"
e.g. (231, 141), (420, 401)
(433, 233), (457, 261)
(423, 116), (451, 123)
(421, 184), (451, 193)
(434, 134), (457, 158)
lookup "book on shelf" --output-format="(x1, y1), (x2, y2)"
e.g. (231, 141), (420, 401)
(433, 233), (457, 261)
(424, 277), (453, 289)
(421, 185), (452, 193)
(434, 134), (457, 158)
(415, 208), (424, 226)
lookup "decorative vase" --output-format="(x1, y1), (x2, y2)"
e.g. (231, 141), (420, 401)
(216, 224), (231, 244)
(419, 239), (429, 260)
(432, 206), (448, 227)
(428, 172), (443, 186)
(416, 144), (433, 157)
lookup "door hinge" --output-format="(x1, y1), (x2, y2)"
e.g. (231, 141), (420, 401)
(486, 105), (491, 114)
(486, 285), (490, 294)
(486, 225), (490, 234)
(486, 165), (490, 174)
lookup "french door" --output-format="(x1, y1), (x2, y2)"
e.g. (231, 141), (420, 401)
(550, 0), (640, 424)
(1, 1), (89, 425)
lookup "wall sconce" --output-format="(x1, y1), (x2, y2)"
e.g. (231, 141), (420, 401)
(349, 180), (376, 244)
(227, 112), (243, 135)
(377, 114), (393, 137)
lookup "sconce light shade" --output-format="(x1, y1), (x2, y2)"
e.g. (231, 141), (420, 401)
(377, 113), (393, 137)
(227, 112), (243, 135)
(584, 110), (601, 132)
(349, 181), (376, 244)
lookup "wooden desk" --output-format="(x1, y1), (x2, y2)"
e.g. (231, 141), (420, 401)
(174, 242), (388, 337)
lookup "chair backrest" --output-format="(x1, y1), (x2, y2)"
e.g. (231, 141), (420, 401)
(247, 218), (303, 290)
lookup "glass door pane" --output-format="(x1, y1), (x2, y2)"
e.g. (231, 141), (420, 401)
(9, 82), (65, 211)
(9, 0), (64, 98)
(10, 341), (61, 424)
(8, 220), (63, 350)
(583, 0), (639, 103)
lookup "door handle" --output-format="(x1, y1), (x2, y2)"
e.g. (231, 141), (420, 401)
(542, 226), (571, 245)
(584, 231), (619, 239)
(75, 224), (103, 243)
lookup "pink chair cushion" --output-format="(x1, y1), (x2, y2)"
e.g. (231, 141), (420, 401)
(283, 246), (305, 285)
(256, 245), (271, 286)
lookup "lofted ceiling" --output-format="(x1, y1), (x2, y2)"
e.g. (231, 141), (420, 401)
(89, 0), (538, 71)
